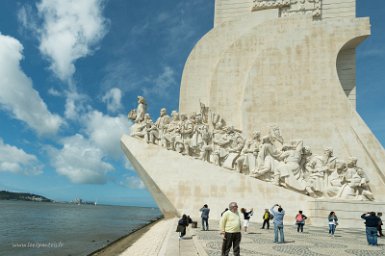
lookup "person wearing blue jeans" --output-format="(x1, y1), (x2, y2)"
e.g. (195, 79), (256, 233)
(361, 212), (381, 245)
(328, 211), (338, 236)
(200, 204), (210, 231)
(270, 204), (285, 243)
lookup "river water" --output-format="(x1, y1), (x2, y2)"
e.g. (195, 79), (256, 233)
(0, 200), (162, 256)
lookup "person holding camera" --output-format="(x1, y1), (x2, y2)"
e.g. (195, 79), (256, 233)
(270, 204), (285, 243)
(200, 204), (210, 231)
(361, 212), (381, 246)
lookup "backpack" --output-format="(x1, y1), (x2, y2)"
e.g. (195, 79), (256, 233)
(296, 214), (303, 222)
(269, 213), (274, 220)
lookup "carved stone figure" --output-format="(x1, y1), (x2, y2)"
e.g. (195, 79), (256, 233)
(198, 127), (213, 162)
(211, 126), (245, 168)
(199, 102), (209, 124)
(190, 114), (210, 156)
(155, 108), (171, 148)
(174, 114), (188, 153)
(128, 96), (148, 136)
(181, 114), (196, 156)
(131, 113), (153, 142)
(326, 161), (347, 197)
(143, 114), (158, 144)
(135, 96), (147, 124)
(338, 158), (374, 200)
(304, 157), (325, 197)
(127, 101), (374, 201)
(236, 131), (261, 174)
(163, 110), (180, 150)
(276, 140), (307, 190)
(250, 135), (281, 181)
(269, 125), (284, 149)
(313, 148), (337, 190)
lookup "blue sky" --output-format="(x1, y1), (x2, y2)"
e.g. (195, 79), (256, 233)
(0, 0), (383, 207)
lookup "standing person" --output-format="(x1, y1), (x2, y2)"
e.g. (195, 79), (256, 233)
(328, 211), (338, 237)
(261, 209), (271, 229)
(176, 214), (189, 239)
(220, 202), (242, 256)
(377, 212), (384, 237)
(270, 204), (285, 243)
(295, 210), (307, 232)
(240, 208), (253, 233)
(200, 204), (210, 231)
(361, 212), (381, 246)
(221, 208), (229, 217)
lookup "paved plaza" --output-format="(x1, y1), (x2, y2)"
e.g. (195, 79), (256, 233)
(195, 220), (385, 256)
(119, 218), (385, 256)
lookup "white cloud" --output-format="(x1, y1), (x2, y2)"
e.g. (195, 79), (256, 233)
(102, 88), (123, 113)
(0, 138), (43, 175)
(32, 0), (109, 82)
(50, 134), (114, 184)
(0, 34), (63, 136)
(47, 87), (63, 97)
(82, 110), (130, 157)
(64, 89), (89, 120)
(119, 175), (145, 189)
(142, 66), (176, 97)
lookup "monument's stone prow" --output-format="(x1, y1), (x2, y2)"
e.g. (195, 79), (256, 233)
(122, 0), (385, 229)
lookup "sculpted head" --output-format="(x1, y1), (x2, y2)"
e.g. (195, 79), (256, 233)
(347, 157), (358, 168)
(301, 146), (312, 157)
(171, 110), (179, 121)
(270, 125), (281, 136)
(160, 108), (167, 116)
(252, 131), (261, 140)
(336, 160), (347, 172)
(195, 113), (203, 124)
(180, 114), (187, 121)
(144, 113), (151, 121)
(137, 96), (146, 104)
(323, 147), (333, 157)
(226, 126), (235, 134)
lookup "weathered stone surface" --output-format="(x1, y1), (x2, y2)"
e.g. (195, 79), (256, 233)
(121, 0), (385, 228)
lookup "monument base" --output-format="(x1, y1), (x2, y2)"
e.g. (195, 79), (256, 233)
(121, 135), (384, 228)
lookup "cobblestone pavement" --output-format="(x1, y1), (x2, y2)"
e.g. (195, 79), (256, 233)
(195, 221), (385, 256)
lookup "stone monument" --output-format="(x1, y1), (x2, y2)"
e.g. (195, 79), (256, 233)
(121, 0), (385, 227)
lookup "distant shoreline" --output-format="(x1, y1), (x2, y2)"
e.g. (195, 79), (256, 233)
(0, 190), (52, 202)
(88, 216), (163, 256)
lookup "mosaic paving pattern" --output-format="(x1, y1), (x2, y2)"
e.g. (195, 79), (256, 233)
(195, 221), (385, 256)
(345, 246), (385, 256)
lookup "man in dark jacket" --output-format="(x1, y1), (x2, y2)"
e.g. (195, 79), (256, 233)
(361, 212), (381, 245)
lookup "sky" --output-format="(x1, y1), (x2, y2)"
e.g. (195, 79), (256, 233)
(0, 0), (383, 207)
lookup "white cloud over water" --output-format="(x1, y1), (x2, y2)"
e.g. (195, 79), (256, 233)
(50, 134), (114, 184)
(0, 33), (63, 136)
(0, 138), (43, 175)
